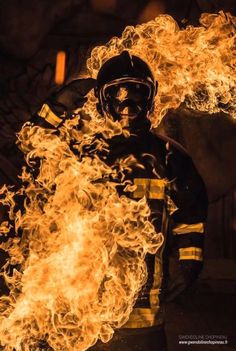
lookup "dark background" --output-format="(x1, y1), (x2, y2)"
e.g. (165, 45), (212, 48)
(0, 1), (235, 350)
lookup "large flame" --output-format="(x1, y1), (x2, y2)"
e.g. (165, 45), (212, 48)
(0, 122), (163, 351)
(87, 11), (236, 124)
(0, 11), (235, 351)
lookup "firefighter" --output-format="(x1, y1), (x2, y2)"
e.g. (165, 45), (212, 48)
(34, 51), (208, 351)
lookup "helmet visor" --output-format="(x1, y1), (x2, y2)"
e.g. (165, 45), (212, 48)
(101, 78), (153, 118)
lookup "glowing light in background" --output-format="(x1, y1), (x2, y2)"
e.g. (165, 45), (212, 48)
(55, 51), (66, 85)
(138, 0), (166, 23)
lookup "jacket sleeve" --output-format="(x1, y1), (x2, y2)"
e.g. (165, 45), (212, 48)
(166, 144), (208, 273)
(31, 78), (96, 129)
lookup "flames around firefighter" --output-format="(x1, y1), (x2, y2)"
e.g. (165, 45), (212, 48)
(0, 11), (235, 351)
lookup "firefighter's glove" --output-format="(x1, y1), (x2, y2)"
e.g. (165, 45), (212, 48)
(47, 78), (96, 118)
(165, 260), (203, 302)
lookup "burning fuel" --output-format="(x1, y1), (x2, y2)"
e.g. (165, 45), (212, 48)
(88, 11), (236, 124)
(0, 123), (163, 351)
(0, 11), (235, 351)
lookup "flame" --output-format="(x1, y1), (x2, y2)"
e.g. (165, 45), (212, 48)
(87, 11), (236, 125)
(0, 123), (163, 351)
(0, 11), (235, 351)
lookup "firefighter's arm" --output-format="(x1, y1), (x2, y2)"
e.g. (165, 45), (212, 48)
(32, 78), (96, 128)
(165, 145), (208, 301)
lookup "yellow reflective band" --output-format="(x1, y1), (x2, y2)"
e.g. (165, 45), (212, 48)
(179, 247), (203, 261)
(133, 178), (166, 199)
(38, 103), (63, 127)
(173, 222), (204, 235)
(122, 307), (163, 328)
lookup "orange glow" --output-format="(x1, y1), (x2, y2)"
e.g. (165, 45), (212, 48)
(91, 0), (117, 13)
(138, 1), (166, 23)
(55, 51), (66, 85)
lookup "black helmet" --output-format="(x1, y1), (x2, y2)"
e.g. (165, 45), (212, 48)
(95, 51), (157, 123)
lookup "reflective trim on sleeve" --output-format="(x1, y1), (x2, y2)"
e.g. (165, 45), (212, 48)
(133, 178), (166, 199)
(38, 103), (63, 127)
(173, 222), (204, 235)
(122, 307), (163, 328)
(179, 247), (203, 261)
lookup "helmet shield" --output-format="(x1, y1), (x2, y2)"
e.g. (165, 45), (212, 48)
(101, 77), (154, 120)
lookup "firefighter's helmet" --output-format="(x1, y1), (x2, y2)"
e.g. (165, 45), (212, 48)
(95, 51), (157, 121)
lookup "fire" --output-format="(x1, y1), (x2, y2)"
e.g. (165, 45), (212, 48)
(0, 11), (235, 351)
(87, 11), (236, 124)
(55, 51), (66, 85)
(0, 123), (163, 351)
